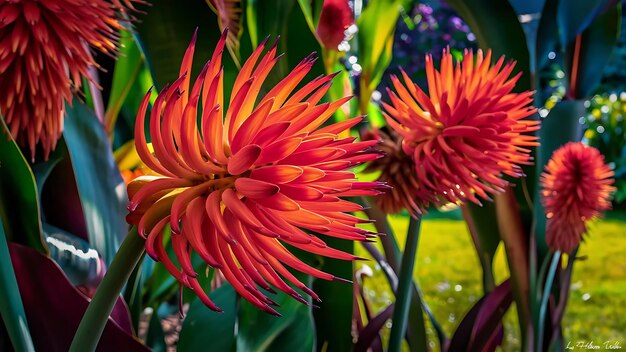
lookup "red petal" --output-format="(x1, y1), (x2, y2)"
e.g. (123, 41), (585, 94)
(255, 137), (303, 165)
(228, 144), (261, 175)
(252, 192), (300, 211)
(235, 178), (280, 198)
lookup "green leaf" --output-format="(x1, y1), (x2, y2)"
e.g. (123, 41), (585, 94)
(0, 116), (47, 253)
(246, 0), (294, 48)
(0, 220), (34, 352)
(238, 285), (315, 352)
(42, 223), (103, 288)
(248, 0), (323, 87)
(312, 238), (353, 351)
(63, 99), (128, 265)
(536, 0), (559, 71)
(297, 0), (318, 35)
(114, 65), (156, 149)
(284, 1), (323, 73)
(178, 284), (237, 351)
(105, 28), (144, 135)
(447, 0), (531, 91)
(557, 0), (611, 46)
(134, 0), (236, 94)
(357, 0), (402, 112)
(388, 217), (426, 352)
(564, 3), (621, 98)
(31, 147), (64, 197)
(123, 252), (146, 331)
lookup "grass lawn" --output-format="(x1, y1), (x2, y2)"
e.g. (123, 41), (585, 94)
(355, 214), (626, 351)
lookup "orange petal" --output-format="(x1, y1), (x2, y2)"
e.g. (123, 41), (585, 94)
(250, 165), (303, 184)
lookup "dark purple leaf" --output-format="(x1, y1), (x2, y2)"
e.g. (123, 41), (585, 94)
(447, 280), (512, 352)
(354, 304), (394, 352)
(8, 243), (147, 352)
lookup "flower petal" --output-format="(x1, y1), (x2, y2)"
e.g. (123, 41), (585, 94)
(228, 144), (261, 175)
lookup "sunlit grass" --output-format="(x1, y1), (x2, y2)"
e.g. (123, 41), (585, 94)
(355, 215), (626, 351)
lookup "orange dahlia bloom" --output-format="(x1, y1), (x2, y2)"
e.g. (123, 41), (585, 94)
(0, 0), (137, 159)
(127, 31), (384, 314)
(540, 142), (615, 253)
(384, 49), (539, 207)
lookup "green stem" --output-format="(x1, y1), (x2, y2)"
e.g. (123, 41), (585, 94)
(536, 251), (561, 352)
(388, 216), (422, 352)
(69, 227), (145, 352)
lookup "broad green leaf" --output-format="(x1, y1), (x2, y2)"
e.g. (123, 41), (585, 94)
(557, 0), (611, 47)
(178, 284), (237, 351)
(42, 223), (103, 288)
(124, 252), (146, 331)
(0, 116), (47, 253)
(63, 99), (128, 265)
(564, 3), (621, 98)
(114, 65), (157, 149)
(248, 0), (323, 88)
(357, 0), (402, 113)
(134, 0), (236, 95)
(0, 220), (34, 352)
(536, 0), (559, 72)
(285, 1), (323, 73)
(357, 0), (401, 74)
(105, 28), (144, 135)
(311, 237), (353, 352)
(447, 0), (531, 91)
(246, 0), (294, 48)
(31, 147), (64, 197)
(238, 283), (315, 352)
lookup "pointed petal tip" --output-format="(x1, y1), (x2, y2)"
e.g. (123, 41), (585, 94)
(332, 276), (353, 284)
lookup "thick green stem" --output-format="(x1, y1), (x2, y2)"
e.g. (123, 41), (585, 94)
(388, 216), (421, 352)
(69, 228), (145, 352)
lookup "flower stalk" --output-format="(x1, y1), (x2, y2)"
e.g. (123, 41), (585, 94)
(388, 216), (422, 352)
(69, 227), (145, 352)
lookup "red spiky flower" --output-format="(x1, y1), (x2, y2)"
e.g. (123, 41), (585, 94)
(126, 31), (384, 314)
(541, 142), (615, 253)
(383, 49), (539, 208)
(362, 128), (428, 215)
(0, 0), (138, 159)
